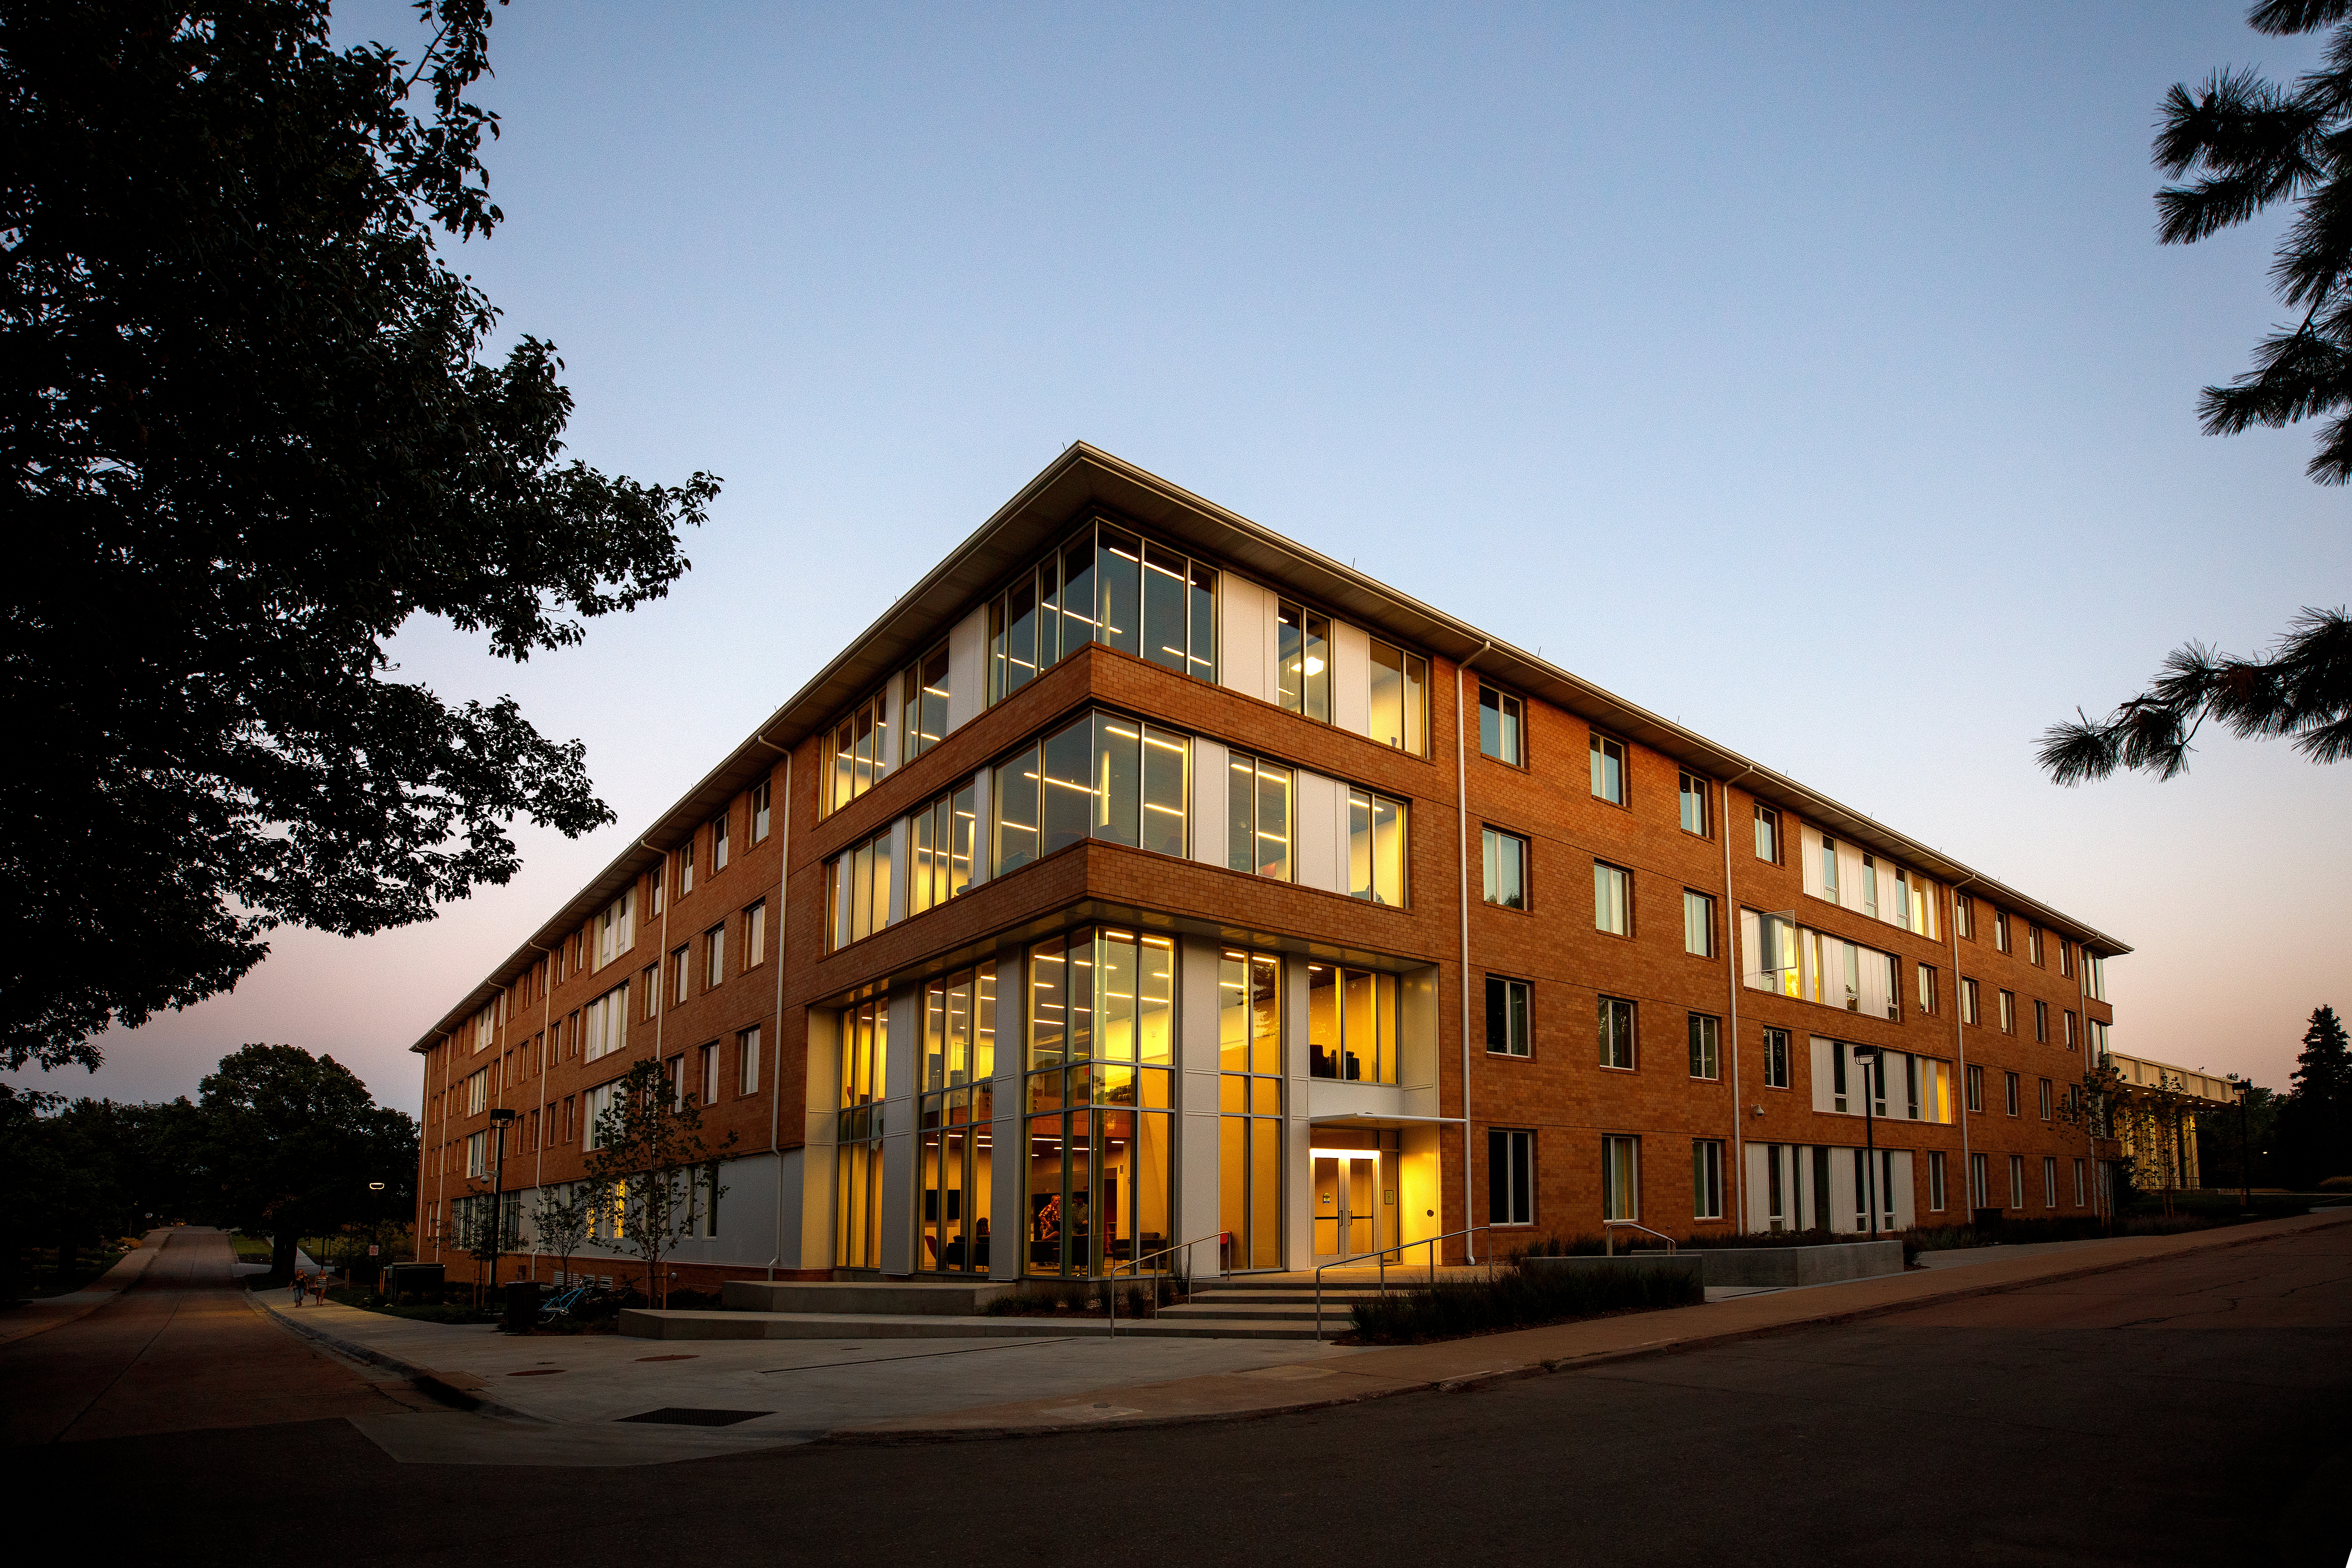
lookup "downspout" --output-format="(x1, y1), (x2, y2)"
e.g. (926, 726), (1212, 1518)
(432, 1033), (452, 1263)
(1719, 765), (1757, 1231)
(528, 941), (554, 1281)
(1455, 641), (1490, 1264)
(641, 840), (671, 1067)
(1950, 875), (1975, 1215)
(757, 739), (792, 1280)
(493, 985), (509, 1282)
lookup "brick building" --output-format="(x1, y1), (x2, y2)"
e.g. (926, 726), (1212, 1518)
(409, 445), (2127, 1290)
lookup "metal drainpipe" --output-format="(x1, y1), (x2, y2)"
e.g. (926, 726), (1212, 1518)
(528, 941), (554, 1281)
(641, 840), (670, 1068)
(755, 741), (792, 1282)
(493, 985), (509, 1282)
(1454, 641), (1490, 1265)
(431, 1033), (452, 1263)
(1719, 765), (1757, 1231)
(1950, 875), (1975, 1215)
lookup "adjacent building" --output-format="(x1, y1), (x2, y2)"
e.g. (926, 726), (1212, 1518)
(409, 445), (2128, 1289)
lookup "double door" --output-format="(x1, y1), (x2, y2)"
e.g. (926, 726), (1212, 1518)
(1312, 1152), (1385, 1263)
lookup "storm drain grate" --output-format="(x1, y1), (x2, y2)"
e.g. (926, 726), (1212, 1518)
(617, 1408), (772, 1427)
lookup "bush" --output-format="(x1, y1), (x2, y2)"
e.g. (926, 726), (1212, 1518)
(1348, 1262), (1702, 1344)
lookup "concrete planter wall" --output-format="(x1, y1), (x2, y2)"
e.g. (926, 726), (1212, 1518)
(1676, 1239), (1904, 1287)
(1522, 1254), (1707, 1289)
(719, 1279), (1016, 1315)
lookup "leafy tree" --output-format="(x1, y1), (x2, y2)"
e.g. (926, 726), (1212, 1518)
(1, 0), (720, 1073)
(582, 1058), (731, 1308)
(199, 1043), (417, 1278)
(2040, 0), (2351, 783)
(529, 1179), (597, 1287)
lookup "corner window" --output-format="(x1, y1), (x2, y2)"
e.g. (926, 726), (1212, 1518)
(1369, 639), (1429, 755)
(2085, 952), (2107, 1002)
(1589, 732), (1626, 805)
(1682, 890), (1716, 958)
(1488, 1129), (1534, 1227)
(1598, 995), (1636, 1070)
(909, 782), (981, 916)
(1753, 804), (1780, 863)
(1678, 771), (1709, 836)
(1225, 751), (1293, 881)
(1762, 1026), (1791, 1089)
(1687, 1013), (1720, 1080)
(995, 710), (1190, 877)
(987, 520), (1218, 703)
(1277, 600), (1331, 721)
(1478, 686), (1522, 764)
(1486, 976), (1531, 1057)
(1347, 788), (1407, 905)
(901, 643), (951, 762)
(1593, 862), (1632, 936)
(1482, 827), (1527, 910)
(824, 688), (892, 817)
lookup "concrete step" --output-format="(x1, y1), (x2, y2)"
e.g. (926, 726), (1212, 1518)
(1183, 1289), (1388, 1305)
(620, 1308), (1328, 1342)
(1157, 1301), (1359, 1320)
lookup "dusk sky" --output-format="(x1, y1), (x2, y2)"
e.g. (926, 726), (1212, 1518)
(22, 1), (2346, 1112)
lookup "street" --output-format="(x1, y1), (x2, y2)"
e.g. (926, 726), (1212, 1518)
(7, 1222), (2347, 1566)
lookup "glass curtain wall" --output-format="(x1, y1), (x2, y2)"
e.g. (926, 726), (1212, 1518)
(988, 522), (1218, 702)
(908, 783), (978, 916)
(1219, 951), (1285, 1272)
(1226, 752), (1293, 880)
(1023, 929), (1176, 1277)
(994, 711), (1189, 875)
(920, 969), (996, 1273)
(835, 999), (887, 1270)
(1307, 964), (1398, 1082)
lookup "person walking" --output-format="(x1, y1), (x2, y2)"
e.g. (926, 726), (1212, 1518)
(289, 1269), (307, 1307)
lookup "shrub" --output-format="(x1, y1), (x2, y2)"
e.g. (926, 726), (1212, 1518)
(1349, 1262), (1702, 1344)
(2319, 1175), (2352, 1193)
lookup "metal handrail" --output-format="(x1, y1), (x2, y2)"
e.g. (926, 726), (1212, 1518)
(1105, 1230), (1224, 1337)
(1602, 1220), (1677, 1254)
(1314, 1224), (1496, 1343)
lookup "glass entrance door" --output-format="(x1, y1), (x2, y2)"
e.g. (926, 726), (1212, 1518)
(1312, 1153), (1381, 1263)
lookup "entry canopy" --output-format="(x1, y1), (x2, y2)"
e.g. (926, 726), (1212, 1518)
(1306, 1112), (1465, 1128)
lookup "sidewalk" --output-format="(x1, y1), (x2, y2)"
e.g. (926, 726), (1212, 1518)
(833, 1205), (2352, 1441)
(0, 1230), (169, 1348)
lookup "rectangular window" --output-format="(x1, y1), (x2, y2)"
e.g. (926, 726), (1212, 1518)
(1998, 989), (2016, 1034)
(2028, 926), (2044, 966)
(1602, 1135), (1640, 1222)
(642, 967), (659, 1020)
(1347, 787), (1408, 906)
(2059, 940), (2075, 978)
(909, 781), (981, 916)
(1482, 827), (1527, 910)
(670, 946), (688, 1008)
(2008, 1154), (2025, 1210)
(743, 902), (766, 970)
(1994, 910), (2011, 954)
(1488, 1129), (1534, 1226)
(1754, 804), (1781, 863)
(1966, 1063), (1984, 1114)
(1478, 686), (1523, 764)
(1818, 834), (1839, 902)
(1217, 948), (1284, 1273)
(1593, 862), (1632, 936)
(1368, 639), (1429, 755)
(1308, 964), (1400, 1083)
(1692, 1140), (1724, 1220)
(704, 924), (726, 990)
(2086, 952), (2107, 1002)
(677, 841), (694, 899)
(1678, 772), (1710, 836)
(824, 828), (895, 952)
(594, 888), (636, 970)
(1969, 1151), (1989, 1210)
(711, 807), (731, 873)
(582, 983), (629, 1063)
(699, 1043), (718, 1109)
(1961, 977), (1980, 1025)
(2004, 1071), (2021, 1117)
(466, 1068), (488, 1116)
(1955, 894), (1975, 940)
(1226, 751), (1293, 881)
(750, 778), (772, 843)
(2039, 1077), (2053, 1120)
(996, 710), (1191, 877)
(1276, 600), (1331, 722)
(1589, 732), (1627, 804)
(1918, 964), (1938, 1015)
(2073, 1158), (2087, 1206)
(1485, 976), (1531, 1057)
(2064, 1010), (2078, 1050)
(1927, 1150), (1947, 1212)
(989, 522), (1218, 702)
(739, 1026), (760, 1096)
(2088, 1018), (2109, 1055)
(1687, 1014), (1720, 1081)
(824, 687), (892, 816)
(1682, 890), (1715, 957)
(901, 642), (951, 762)
(465, 1130), (487, 1178)
(1763, 1026), (1791, 1089)
(2033, 999), (2047, 1042)
(1598, 996), (1636, 1071)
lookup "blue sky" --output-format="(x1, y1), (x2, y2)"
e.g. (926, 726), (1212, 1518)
(28, 1), (2347, 1108)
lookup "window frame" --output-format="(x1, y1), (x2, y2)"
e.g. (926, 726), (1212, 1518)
(1368, 638), (1431, 756)
(1487, 1128), (1535, 1227)
(1678, 771), (1712, 838)
(2004, 1070), (2021, 1117)
(1481, 826), (1529, 910)
(1692, 1139), (1725, 1221)
(985, 517), (1220, 704)
(1762, 1026), (1792, 1089)
(1477, 684), (1525, 767)
(1588, 731), (1629, 806)
(1682, 888), (1716, 958)
(1598, 995), (1637, 1072)
(1687, 1012), (1721, 1081)
(1966, 1063), (1984, 1114)
(750, 778), (773, 843)
(1753, 804), (1781, 864)
(1224, 748), (1295, 883)
(900, 641), (952, 764)
(1593, 860), (1633, 938)
(1346, 786), (1409, 906)
(1485, 975), (1532, 1059)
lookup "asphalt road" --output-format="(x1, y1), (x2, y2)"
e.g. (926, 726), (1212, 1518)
(10, 1222), (2347, 1567)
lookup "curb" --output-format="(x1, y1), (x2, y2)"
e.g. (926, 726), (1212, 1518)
(0, 1239), (166, 1349)
(246, 1295), (542, 1424)
(821, 1208), (2352, 1445)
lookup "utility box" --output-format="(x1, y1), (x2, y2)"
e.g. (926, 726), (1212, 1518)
(383, 1262), (443, 1301)
(503, 1281), (542, 1334)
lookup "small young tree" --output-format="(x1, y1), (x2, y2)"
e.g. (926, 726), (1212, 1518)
(582, 1059), (733, 1308)
(530, 1179), (599, 1288)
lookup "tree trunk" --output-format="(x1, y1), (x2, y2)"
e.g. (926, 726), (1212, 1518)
(272, 1231), (297, 1281)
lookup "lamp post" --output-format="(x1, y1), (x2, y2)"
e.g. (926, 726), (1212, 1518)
(485, 1108), (517, 1304)
(2230, 1077), (2252, 1212)
(1851, 1046), (1881, 1239)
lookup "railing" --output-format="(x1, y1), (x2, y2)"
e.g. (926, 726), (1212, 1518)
(1602, 1220), (1677, 1254)
(1314, 1224), (1497, 1343)
(1104, 1230), (1224, 1338)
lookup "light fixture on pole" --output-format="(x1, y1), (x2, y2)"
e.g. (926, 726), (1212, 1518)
(486, 1108), (517, 1300)
(2229, 1076), (2253, 1212)
(1850, 1046), (1882, 1239)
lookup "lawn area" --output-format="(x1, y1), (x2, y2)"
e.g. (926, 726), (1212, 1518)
(11, 1244), (133, 1300)
(229, 1234), (274, 1265)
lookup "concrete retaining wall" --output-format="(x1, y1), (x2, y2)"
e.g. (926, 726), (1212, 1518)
(1522, 1254), (1707, 1288)
(719, 1278), (1018, 1315)
(1677, 1240), (1904, 1287)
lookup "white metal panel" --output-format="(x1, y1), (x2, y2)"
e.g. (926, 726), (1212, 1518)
(1331, 619), (1372, 738)
(1219, 575), (1270, 703)
(879, 986), (919, 1276)
(1296, 770), (1341, 892)
(1191, 738), (1229, 869)
(946, 605), (987, 734)
(1177, 937), (1225, 1279)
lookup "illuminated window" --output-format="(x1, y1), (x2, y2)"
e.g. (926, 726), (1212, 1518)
(900, 642), (951, 762)
(1277, 600), (1331, 721)
(1225, 751), (1292, 881)
(996, 710), (1190, 876)
(1369, 640), (1429, 754)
